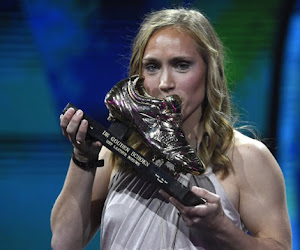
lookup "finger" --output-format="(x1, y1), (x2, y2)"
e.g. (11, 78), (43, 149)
(61, 108), (75, 127)
(158, 190), (193, 225)
(76, 119), (88, 143)
(60, 114), (67, 137)
(158, 189), (171, 202)
(60, 108), (75, 137)
(169, 196), (186, 211)
(181, 214), (194, 227)
(66, 109), (84, 143)
(191, 186), (220, 204)
(159, 189), (196, 212)
(92, 141), (102, 147)
(158, 189), (189, 218)
(158, 189), (185, 209)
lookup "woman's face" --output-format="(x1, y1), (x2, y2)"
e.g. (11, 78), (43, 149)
(142, 27), (206, 124)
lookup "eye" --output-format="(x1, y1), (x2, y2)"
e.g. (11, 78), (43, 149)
(176, 62), (190, 71)
(144, 63), (160, 74)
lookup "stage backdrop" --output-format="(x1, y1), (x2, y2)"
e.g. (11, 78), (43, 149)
(0, 0), (299, 249)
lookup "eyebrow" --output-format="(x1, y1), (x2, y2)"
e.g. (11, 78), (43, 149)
(142, 56), (193, 64)
(142, 57), (159, 64)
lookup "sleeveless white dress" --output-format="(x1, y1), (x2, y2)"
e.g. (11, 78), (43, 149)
(100, 167), (246, 249)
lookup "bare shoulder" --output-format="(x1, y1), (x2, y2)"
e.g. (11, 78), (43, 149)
(232, 130), (270, 157)
(231, 130), (281, 176)
(231, 130), (286, 191)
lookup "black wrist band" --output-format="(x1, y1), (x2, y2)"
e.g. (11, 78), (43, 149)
(72, 153), (104, 170)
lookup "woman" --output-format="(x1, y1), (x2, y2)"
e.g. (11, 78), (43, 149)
(51, 8), (291, 249)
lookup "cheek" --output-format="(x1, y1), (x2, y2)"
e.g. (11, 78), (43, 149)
(183, 74), (206, 97)
(143, 77), (160, 96)
(180, 75), (206, 112)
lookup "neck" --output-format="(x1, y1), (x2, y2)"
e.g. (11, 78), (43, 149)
(182, 109), (203, 149)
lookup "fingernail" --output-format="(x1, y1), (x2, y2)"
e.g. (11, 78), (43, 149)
(76, 110), (83, 116)
(81, 119), (88, 126)
(67, 108), (74, 114)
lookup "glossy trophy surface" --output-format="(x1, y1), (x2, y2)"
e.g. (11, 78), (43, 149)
(104, 75), (206, 175)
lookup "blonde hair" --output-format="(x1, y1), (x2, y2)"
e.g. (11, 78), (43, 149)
(119, 8), (234, 178)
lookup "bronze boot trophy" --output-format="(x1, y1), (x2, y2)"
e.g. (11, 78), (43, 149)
(104, 75), (206, 175)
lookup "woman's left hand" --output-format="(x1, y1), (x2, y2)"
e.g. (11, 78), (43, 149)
(159, 186), (225, 232)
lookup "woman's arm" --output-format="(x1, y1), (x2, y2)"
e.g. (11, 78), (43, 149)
(161, 136), (292, 249)
(50, 108), (113, 249)
(236, 138), (292, 249)
(51, 148), (112, 249)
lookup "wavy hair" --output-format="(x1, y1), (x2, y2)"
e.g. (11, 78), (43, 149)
(116, 8), (234, 178)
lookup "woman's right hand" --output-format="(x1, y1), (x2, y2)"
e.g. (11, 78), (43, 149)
(60, 107), (102, 162)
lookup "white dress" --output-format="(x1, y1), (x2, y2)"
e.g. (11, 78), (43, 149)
(100, 167), (246, 250)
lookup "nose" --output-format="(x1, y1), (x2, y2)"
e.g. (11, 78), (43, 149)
(158, 69), (175, 92)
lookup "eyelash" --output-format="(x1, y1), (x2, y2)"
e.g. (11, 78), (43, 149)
(176, 62), (190, 71)
(143, 61), (191, 73)
(145, 64), (159, 72)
